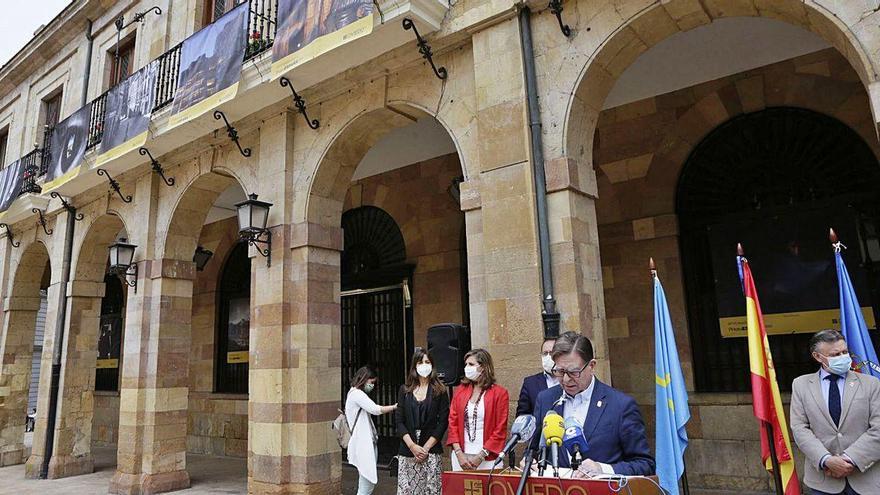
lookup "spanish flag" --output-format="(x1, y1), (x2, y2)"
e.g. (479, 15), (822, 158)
(738, 247), (800, 495)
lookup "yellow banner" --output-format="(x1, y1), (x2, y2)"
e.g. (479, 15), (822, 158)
(227, 351), (248, 364)
(721, 307), (876, 338)
(95, 130), (149, 167)
(96, 358), (119, 369)
(40, 164), (83, 193)
(168, 83), (239, 130)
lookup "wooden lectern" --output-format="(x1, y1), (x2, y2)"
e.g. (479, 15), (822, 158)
(441, 470), (663, 495)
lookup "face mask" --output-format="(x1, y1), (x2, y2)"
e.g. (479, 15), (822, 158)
(464, 365), (480, 381)
(826, 354), (852, 376)
(364, 383), (375, 393)
(416, 364), (433, 378)
(542, 354), (554, 374)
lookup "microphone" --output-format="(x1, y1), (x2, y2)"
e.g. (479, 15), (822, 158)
(542, 410), (565, 476)
(515, 448), (535, 495)
(562, 416), (589, 471)
(493, 415), (537, 467)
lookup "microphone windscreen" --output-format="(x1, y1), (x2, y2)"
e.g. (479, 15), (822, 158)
(518, 415), (537, 442)
(510, 414), (533, 434)
(542, 411), (565, 446)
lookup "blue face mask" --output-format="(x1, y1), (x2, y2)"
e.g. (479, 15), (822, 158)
(826, 354), (852, 376)
(364, 383), (375, 393)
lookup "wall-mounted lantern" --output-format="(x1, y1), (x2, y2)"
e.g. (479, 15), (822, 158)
(108, 238), (138, 291)
(235, 193), (272, 266)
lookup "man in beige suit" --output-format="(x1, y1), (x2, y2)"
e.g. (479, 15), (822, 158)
(790, 329), (880, 494)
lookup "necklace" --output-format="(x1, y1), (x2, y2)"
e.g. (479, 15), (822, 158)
(464, 389), (485, 443)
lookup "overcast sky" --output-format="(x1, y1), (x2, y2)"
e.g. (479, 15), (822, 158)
(0, 1), (73, 67)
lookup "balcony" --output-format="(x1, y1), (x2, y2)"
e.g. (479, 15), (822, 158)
(4, 0), (447, 205)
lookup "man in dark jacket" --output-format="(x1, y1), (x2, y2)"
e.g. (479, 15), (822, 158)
(516, 338), (558, 417)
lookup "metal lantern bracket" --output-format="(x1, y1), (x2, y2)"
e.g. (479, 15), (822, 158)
(110, 264), (138, 292)
(49, 192), (85, 221)
(279, 77), (320, 130)
(32, 208), (53, 236)
(214, 111), (252, 157)
(402, 18), (447, 80)
(242, 229), (272, 267)
(139, 147), (175, 186)
(0, 223), (20, 248)
(548, 0), (572, 37)
(97, 168), (133, 203)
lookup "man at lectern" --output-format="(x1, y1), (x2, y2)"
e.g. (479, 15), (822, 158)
(531, 331), (655, 477)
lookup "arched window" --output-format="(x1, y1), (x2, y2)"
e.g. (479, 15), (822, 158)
(678, 107), (880, 392)
(215, 242), (251, 394)
(96, 273), (125, 391)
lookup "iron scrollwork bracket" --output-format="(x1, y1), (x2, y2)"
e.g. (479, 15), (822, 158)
(49, 192), (85, 221)
(214, 111), (252, 158)
(32, 208), (53, 236)
(97, 169), (133, 203)
(548, 0), (572, 37)
(0, 223), (20, 248)
(279, 77), (320, 130)
(109, 264), (138, 292)
(402, 18), (447, 80)
(139, 147), (175, 186)
(242, 229), (272, 267)
(116, 6), (162, 31)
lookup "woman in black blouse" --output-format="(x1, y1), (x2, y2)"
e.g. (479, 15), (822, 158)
(395, 348), (449, 494)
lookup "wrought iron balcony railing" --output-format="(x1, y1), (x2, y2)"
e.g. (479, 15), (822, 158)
(12, 0), (280, 193)
(19, 148), (44, 195)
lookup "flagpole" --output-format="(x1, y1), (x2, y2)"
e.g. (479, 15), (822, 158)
(763, 422), (785, 495)
(650, 257), (691, 495)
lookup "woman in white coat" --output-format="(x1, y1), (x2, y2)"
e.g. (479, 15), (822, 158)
(346, 366), (397, 495)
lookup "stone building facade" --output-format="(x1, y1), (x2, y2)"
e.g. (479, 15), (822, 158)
(0, 0), (878, 494)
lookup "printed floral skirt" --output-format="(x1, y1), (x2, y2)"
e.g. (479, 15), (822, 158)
(396, 453), (442, 495)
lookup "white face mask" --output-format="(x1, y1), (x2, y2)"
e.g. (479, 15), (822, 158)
(541, 354), (554, 374)
(364, 383), (375, 393)
(464, 364), (481, 381)
(416, 363), (433, 378)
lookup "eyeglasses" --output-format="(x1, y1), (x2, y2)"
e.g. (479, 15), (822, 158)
(550, 362), (589, 378)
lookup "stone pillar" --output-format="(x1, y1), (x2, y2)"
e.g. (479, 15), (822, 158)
(248, 110), (341, 494)
(110, 259), (193, 494)
(0, 291), (43, 466)
(25, 280), (105, 478)
(544, 157), (610, 380)
(468, 18), (547, 394)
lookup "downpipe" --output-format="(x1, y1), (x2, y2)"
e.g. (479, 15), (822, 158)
(40, 210), (76, 478)
(518, 6), (560, 338)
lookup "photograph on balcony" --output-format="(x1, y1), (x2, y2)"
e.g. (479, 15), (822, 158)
(271, 0), (374, 77)
(43, 104), (90, 191)
(169, 2), (249, 128)
(0, 159), (23, 215)
(97, 61), (159, 165)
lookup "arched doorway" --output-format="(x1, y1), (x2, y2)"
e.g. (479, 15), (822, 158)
(0, 241), (51, 467)
(340, 205), (413, 461)
(678, 107), (880, 392)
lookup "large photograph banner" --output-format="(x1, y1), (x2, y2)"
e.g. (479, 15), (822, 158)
(271, 0), (374, 77)
(43, 104), (90, 191)
(710, 207), (876, 338)
(169, 2), (249, 128)
(0, 159), (24, 215)
(97, 60), (159, 165)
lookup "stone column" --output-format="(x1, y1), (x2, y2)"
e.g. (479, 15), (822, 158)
(109, 259), (193, 494)
(0, 291), (43, 467)
(25, 280), (105, 478)
(247, 110), (341, 494)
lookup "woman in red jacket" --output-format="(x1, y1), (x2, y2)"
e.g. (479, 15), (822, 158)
(447, 348), (510, 470)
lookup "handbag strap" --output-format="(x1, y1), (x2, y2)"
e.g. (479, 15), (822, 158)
(349, 407), (363, 431)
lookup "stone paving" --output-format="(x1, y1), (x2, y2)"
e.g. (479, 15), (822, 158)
(0, 446), (400, 495)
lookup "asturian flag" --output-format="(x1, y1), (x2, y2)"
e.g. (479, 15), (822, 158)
(738, 248), (801, 495)
(832, 235), (880, 379)
(653, 263), (690, 495)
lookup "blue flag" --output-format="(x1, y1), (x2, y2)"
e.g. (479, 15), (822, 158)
(654, 274), (690, 495)
(834, 249), (880, 378)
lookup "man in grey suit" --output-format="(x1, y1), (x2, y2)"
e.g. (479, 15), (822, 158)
(790, 329), (880, 495)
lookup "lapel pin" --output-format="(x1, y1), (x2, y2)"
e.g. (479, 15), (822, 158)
(597, 400), (603, 408)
